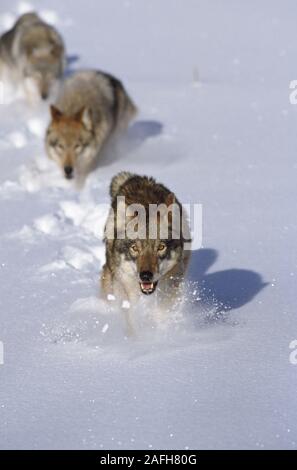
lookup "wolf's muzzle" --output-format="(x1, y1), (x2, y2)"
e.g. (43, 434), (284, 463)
(140, 271), (153, 283)
(64, 166), (73, 179)
(139, 271), (157, 295)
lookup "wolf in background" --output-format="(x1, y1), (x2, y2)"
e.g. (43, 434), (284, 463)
(46, 70), (137, 182)
(0, 12), (65, 101)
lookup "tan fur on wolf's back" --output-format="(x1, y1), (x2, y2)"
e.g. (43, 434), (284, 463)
(46, 70), (137, 182)
(0, 12), (65, 101)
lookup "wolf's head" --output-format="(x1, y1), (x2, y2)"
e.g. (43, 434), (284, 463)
(115, 237), (184, 295)
(22, 24), (65, 100)
(46, 105), (95, 179)
(109, 192), (187, 295)
(24, 63), (60, 100)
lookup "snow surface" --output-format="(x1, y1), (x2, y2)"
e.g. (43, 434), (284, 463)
(0, 0), (296, 450)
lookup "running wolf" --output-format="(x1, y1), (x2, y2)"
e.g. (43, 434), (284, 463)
(0, 12), (65, 101)
(101, 172), (191, 329)
(45, 70), (137, 181)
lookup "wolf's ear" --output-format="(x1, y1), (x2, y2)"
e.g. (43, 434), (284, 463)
(166, 192), (176, 206)
(73, 107), (84, 122)
(50, 105), (63, 121)
(74, 107), (93, 131)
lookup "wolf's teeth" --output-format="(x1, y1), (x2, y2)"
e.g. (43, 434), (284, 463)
(141, 282), (153, 290)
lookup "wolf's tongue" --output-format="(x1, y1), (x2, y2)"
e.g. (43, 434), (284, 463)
(142, 282), (152, 289)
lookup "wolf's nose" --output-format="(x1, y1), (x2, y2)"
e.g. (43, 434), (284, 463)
(41, 92), (48, 100)
(64, 166), (73, 179)
(140, 271), (153, 282)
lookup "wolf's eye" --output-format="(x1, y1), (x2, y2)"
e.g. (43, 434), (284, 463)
(130, 244), (139, 255)
(57, 143), (65, 151)
(74, 143), (82, 153)
(158, 242), (167, 254)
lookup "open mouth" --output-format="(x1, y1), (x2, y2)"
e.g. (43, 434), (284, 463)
(139, 281), (158, 295)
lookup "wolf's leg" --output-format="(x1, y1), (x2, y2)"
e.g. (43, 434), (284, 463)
(100, 264), (114, 299)
(121, 290), (140, 336)
(102, 271), (136, 336)
(156, 257), (190, 321)
(158, 281), (184, 316)
(183, 250), (192, 278)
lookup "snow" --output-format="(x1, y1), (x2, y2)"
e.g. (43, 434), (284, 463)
(0, 0), (296, 450)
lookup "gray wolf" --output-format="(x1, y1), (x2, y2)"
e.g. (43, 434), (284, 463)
(0, 12), (65, 101)
(101, 172), (191, 331)
(45, 70), (137, 181)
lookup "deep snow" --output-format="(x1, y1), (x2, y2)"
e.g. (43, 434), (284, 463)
(0, 0), (296, 450)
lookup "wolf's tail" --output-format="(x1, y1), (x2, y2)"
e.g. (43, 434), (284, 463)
(110, 171), (133, 199)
